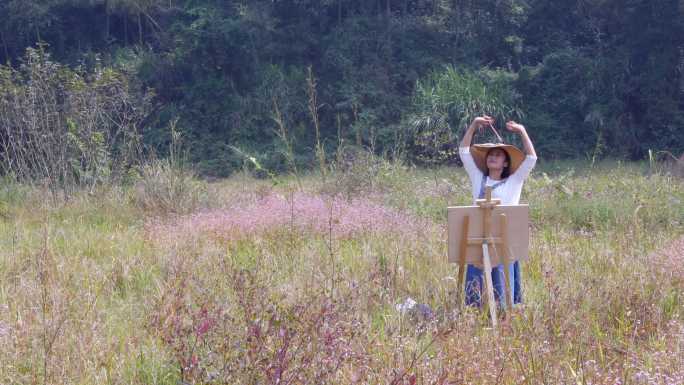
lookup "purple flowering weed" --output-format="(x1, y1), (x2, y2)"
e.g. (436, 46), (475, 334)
(147, 192), (434, 245)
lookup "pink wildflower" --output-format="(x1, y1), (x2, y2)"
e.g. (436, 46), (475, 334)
(147, 192), (435, 245)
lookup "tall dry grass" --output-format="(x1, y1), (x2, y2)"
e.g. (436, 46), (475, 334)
(0, 160), (682, 384)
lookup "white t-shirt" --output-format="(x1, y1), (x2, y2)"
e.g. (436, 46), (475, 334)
(459, 147), (537, 205)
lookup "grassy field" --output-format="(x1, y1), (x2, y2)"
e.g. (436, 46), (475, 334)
(0, 159), (682, 384)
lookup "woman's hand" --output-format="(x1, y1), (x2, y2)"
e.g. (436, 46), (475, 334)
(505, 121), (526, 134)
(506, 121), (537, 157)
(471, 115), (495, 133)
(461, 115), (495, 147)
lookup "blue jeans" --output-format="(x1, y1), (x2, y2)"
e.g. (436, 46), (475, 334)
(464, 261), (522, 307)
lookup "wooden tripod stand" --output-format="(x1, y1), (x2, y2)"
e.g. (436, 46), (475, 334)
(449, 186), (522, 327)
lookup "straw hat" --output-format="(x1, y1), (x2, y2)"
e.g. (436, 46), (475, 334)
(471, 143), (526, 174)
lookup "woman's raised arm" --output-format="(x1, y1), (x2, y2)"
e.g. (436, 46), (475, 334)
(505, 121), (537, 158)
(460, 115), (494, 148)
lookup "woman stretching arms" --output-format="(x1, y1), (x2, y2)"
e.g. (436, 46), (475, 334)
(458, 115), (537, 307)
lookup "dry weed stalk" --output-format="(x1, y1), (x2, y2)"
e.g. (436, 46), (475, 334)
(306, 66), (327, 179)
(0, 47), (148, 196)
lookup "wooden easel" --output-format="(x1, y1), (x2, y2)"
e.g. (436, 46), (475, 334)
(455, 186), (514, 327)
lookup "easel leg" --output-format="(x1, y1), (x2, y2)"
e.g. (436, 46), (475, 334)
(456, 216), (469, 306)
(500, 214), (513, 314)
(482, 243), (498, 327)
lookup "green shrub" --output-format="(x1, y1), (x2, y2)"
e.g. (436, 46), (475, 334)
(0, 47), (149, 193)
(131, 159), (208, 215)
(407, 66), (522, 165)
(323, 145), (408, 199)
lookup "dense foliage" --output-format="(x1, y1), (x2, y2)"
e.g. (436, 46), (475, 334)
(1, 0), (682, 175)
(0, 47), (149, 191)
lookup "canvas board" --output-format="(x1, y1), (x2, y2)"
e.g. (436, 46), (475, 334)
(447, 205), (529, 267)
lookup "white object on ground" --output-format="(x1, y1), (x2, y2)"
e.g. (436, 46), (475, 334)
(395, 297), (418, 314)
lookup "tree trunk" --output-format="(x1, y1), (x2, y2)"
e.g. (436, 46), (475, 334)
(338, 0), (342, 24)
(680, 0), (684, 95)
(0, 30), (9, 63)
(385, 0), (392, 67)
(138, 12), (143, 45)
(124, 15), (128, 45)
(104, 0), (110, 42)
(385, 0), (392, 57)
(680, 47), (684, 96)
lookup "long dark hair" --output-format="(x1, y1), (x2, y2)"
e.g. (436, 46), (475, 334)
(484, 148), (511, 178)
